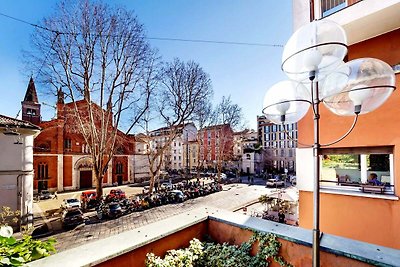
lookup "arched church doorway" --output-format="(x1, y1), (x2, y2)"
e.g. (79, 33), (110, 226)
(75, 157), (93, 189)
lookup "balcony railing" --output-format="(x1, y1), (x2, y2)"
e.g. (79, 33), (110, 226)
(321, 0), (362, 17)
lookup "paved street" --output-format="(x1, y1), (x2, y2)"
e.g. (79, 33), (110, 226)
(42, 183), (274, 252)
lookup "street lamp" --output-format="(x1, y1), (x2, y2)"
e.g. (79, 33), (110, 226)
(262, 19), (396, 267)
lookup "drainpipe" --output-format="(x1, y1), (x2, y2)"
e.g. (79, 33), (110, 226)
(0, 170), (34, 230)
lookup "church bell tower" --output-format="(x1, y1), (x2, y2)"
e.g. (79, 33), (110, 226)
(21, 77), (41, 124)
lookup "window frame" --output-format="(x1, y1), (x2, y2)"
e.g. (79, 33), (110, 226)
(64, 138), (72, 151)
(320, 146), (395, 195)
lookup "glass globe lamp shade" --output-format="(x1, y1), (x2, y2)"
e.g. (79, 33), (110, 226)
(262, 80), (311, 124)
(319, 61), (350, 99)
(282, 19), (348, 82)
(323, 58), (396, 116)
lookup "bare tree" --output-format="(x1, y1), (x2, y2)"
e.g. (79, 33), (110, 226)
(193, 100), (213, 177)
(25, 0), (157, 198)
(144, 58), (213, 193)
(211, 96), (243, 179)
(212, 96), (244, 129)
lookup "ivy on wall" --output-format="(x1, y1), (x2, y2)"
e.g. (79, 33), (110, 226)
(146, 231), (292, 267)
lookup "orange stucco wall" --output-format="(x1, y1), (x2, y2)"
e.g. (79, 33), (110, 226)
(96, 222), (208, 267)
(208, 220), (373, 267)
(96, 219), (374, 267)
(298, 29), (400, 249)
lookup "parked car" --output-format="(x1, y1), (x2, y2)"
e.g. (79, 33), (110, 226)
(38, 190), (51, 200)
(61, 198), (81, 210)
(80, 190), (97, 209)
(143, 185), (150, 194)
(107, 189), (126, 201)
(266, 178), (285, 188)
(97, 202), (123, 219)
(168, 190), (186, 203)
(161, 182), (173, 190)
(226, 171), (236, 178)
(215, 173), (227, 181)
(61, 208), (86, 229)
(290, 176), (297, 186)
(108, 202), (123, 218)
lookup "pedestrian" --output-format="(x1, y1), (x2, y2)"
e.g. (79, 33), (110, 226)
(278, 211), (285, 223)
(247, 176), (250, 183)
(54, 191), (58, 200)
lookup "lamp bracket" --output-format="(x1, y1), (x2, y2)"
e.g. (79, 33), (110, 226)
(281, 42), (348, 74)
(281, 114), (359, 148)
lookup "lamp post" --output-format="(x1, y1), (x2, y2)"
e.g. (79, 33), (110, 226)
(262, 19), (396, 267)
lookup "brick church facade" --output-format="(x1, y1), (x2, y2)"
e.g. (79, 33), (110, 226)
(22, 78), (135, 192)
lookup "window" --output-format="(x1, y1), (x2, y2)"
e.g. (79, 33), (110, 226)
(37, 163), (48, 179)
(64, 139), (72, 151)
(246, 154), (251, 160)
(116, 147), (124, 155)
(36, 142), (50, 152)
(116, 162), (123, 174)
(320, 146), (394, 194)
(26, 108), (37, 115)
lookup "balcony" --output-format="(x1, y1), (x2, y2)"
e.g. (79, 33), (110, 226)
(29, 207), (400, 267)
(321, 0), (360, 17)
(320, 0), (400, 45)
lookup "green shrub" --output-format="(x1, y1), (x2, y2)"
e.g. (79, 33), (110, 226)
(146, 232), (292, 267)
(0, 207), (56, 266)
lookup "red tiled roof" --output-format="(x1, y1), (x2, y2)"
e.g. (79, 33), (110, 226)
(0, 114), (41, 130)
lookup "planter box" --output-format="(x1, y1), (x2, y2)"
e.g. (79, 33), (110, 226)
(29, 207), (400, 267)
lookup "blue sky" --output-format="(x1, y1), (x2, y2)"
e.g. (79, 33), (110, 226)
(0, 0), (292, 130)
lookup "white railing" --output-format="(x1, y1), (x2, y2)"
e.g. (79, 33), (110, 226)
(321, 0), (347, 17)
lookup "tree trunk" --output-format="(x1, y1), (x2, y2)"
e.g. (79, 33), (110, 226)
(94, 169), (104, 201)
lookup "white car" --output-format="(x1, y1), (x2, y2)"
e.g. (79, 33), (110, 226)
(61, 198), (81, 210)
(290, 176), (297, 186)
(161, 182), (173, 190)
(215, 173), (227, 180)
(266, 178), (285, 188)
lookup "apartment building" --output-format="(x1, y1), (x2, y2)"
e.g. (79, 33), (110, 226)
(198, 124), (234, 170)
(148, 123), (197, 172)
(233, 129), (262, 174)
(294, 0), (400, 249)
(257, 115), (297, 173)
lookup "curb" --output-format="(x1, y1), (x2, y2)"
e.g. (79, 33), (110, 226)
(231, 199), (260, 212)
